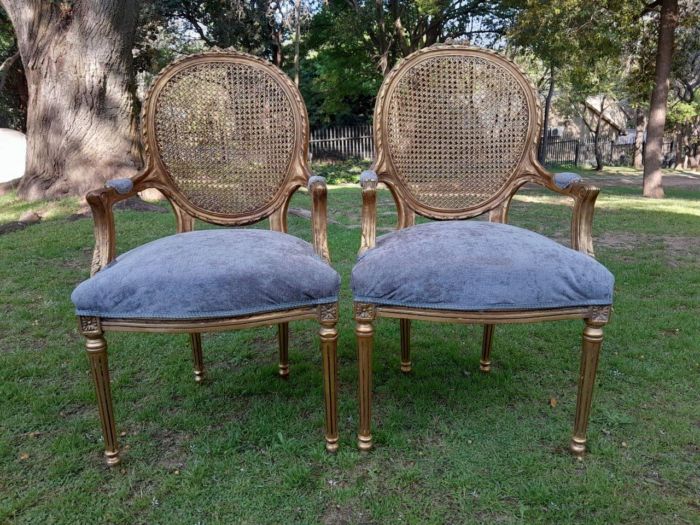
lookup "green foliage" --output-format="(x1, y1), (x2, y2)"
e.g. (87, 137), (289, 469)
(300, 3), (381, 126)
(0, 6), (24, 130)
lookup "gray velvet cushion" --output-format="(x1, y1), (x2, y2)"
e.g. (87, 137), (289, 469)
(352, 221), (613, 311)
(553, 172), (582, 189)
(72, 229), (340, 319)
(105, 178), (134, 194)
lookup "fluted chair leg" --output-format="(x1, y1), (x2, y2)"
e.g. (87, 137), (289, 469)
(400, 318), (411, 373)
(570, 319), (605, 457)
(320, 317), (339, 452)
(355, 307), (375, 451)
(277, 322), (289, 379)
(190, 333), (205, 383)
(480, 324), (495, 373)
(85, 334), (120, 467)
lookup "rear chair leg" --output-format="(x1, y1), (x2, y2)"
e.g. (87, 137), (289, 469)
(85, 333), (120, 467)
(571, 318), (605, 457)
(278, 322), (289, 378)
(480, 324), (495, 373)
(190, 333), (205, 383)
(319, 305), (339, 452)
(400, 318), (411, 373)
(355, 303), (376, 451)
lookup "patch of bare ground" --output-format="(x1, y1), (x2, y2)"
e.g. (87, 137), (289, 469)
(595, 232), (699, 265)
(322, 502), (375, 525)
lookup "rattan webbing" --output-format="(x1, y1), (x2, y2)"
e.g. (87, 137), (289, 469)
(154, 62), (296, 215)
(386, 55), (530, 210)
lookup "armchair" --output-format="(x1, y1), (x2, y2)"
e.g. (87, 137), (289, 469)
(351, 45), (614, 456)
(71, 50), (340, 465)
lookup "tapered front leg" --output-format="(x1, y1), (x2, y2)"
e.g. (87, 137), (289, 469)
(400, 318), (411, 373)
(190, 333), (205, 383)
(570, 318), (606, 457)
(277, 322), (289, 379)
(85, 333), (120, 466)
(355, 303), (376, 451)
(319, 305), (339, 452)
(480, 324), (495, 373)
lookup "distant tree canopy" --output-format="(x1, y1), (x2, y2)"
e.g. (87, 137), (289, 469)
(0, 0), (698, 199)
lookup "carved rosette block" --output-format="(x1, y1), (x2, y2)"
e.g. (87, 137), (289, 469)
(78, 316), (101, 336)
(319, 302), (339, 324)
(587, 305), (611, 325)
(354, 302), (376, 322)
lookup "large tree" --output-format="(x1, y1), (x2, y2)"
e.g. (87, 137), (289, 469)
(642, 0), (679, 198)
(1, 1), (142, 200)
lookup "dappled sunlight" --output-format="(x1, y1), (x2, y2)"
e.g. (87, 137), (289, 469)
(596, 194), (700, 216)
(513, 191), (700, 217)
(0, 191), (83, 225)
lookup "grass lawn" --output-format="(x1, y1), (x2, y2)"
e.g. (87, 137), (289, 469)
(0, 166), (698, 524)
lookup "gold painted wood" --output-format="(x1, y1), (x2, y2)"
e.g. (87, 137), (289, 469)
(400, 318), (411, 373)
(571, 319), (605, 456)
(355, 43), (612, 457)
(277, 322), (289, 378)
(375, 305), (602, 324)
(362, 44), (600, 258)
(355, 303), (376, 452)
(85, 333), (120, 466)
(86, 49), (328, 275)
(98, 307), (319, 333)
(77, 50), (338, 464)
(359, 176), (377, 255)
(190, 333), (205, 383)
(309, 178), (331, 262)
(480, 324), (495, 373)
(319, 303), (339, 452)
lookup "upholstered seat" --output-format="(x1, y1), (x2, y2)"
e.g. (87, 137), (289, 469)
(352, 221), (613, 311)
(72, 229), (340, 320)
(351, 43), (614, 456)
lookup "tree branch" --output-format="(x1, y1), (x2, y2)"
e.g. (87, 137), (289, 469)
(0, 50), (20, 94)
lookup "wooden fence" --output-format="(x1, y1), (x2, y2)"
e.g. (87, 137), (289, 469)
(310, 125), (373, 161)
(309, 125), (675, 167)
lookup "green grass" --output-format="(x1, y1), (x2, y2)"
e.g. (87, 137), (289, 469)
(0, 167), (698, 524)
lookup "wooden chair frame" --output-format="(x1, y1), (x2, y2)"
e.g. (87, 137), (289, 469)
(355, 44), (611, 456)
(77, 50), (338, 466)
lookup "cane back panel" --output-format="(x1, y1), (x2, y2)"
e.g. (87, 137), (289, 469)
(374, 45), (541, 216)
(142, 51), (308, 221)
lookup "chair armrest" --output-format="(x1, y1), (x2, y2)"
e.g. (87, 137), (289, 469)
(86, 174), (151, 275)
(308, 175), (331, 263)
(358, 170), (378, 255)
(532, 168), (601, 257)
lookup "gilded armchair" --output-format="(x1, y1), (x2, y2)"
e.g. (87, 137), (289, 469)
(351, 45), (614, 456)
(71, 50), (340, 466)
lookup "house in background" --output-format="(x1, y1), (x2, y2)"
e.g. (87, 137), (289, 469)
(545, 95), (630, 142)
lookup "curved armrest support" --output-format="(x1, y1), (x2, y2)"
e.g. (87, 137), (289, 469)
(531, 168), (600, 257)
(86, 171), (158, 275)
(308, 175), (331, 263)
(359, 170), (378, 255)
(564, 181), (600, 256)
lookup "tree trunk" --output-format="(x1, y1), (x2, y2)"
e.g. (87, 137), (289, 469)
(593, 97), (605, 171)
(1, 0), (141, 200)
(539, 66), (555, 165)
(643, 0), (679, 198)
(293, 0), (301, 86)
(633, 106), (646, 169)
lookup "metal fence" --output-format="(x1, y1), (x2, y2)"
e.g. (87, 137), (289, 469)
(309, 124), (675, 167)
(540, 136), (674, 168)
